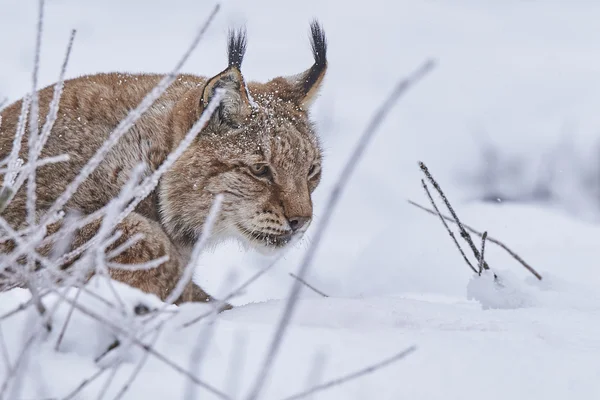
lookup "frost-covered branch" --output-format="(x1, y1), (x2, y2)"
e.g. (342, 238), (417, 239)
(50, 290), (231, 400)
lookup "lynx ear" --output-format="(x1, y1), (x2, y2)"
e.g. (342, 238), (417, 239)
(201, 28), (252, 126)
(284, 21), (328, 109)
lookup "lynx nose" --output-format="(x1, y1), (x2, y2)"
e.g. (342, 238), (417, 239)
(288, 216), (311, 232)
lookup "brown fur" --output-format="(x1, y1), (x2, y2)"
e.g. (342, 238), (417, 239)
(0, 24), (327, 306)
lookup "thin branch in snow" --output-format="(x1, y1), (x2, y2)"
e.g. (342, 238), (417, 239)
(420, 179), (477, 274)
(419, 161), (492, 272)
(94, 339), (120, 364)
(4, 28), (76, 212)
(0, 293), (46, 322)
(302, 350), (327, 400)
(51, 291), (231, 400)
(34, 29), (76, 158)
(0, 154), (70, 174)
(245, 60), (436, 400)
(180, 255), (283, 329)
(25, 0), (46, 229)
(183, 319), (219, 400)
(0, 288), (68, 400)
(0, 325), (11, 371)
(478, 231), (488, 275)
(281, 346), (417, 400)
(288, 272), (329, 297)
(27, 283), (51, 332)
(54, 285), (83, 351)
(225, 330), (247, 398)
(61, 364), (113, 400)
(111, 323), (166, 400)
(0, 332), (37, 400)
(0, 91), (31, 211)
(0, 98), (7, 111)
(10, 277), (111, 398)
(95, 361), (123, 400)
(20, 1), (49, 327)
(406, 200), (542, 280)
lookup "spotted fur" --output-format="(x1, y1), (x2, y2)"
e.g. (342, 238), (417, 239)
(0, 22), (328, 305)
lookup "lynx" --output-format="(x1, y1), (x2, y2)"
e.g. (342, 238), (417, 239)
(0, 22), (328, 307)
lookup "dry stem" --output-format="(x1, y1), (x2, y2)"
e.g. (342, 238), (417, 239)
(288, 273), (329, 297)
(407, 200), (542, 280)
(421, 179), (477, 273)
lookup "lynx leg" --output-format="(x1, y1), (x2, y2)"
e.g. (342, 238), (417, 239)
(65, 212), (228, 307)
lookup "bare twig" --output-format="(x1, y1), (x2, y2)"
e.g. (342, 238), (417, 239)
(0, 92), (31, 206)
(288, 273), (329, 297)
(0, 298), (35, 322)
(180, 255), (282, 329)
(51, 291), (231, 400)
(281, 346), (417, 400)
(0, 325), (11, 371)
(302, 351), (327, 400)
(0, 288), (52, 325)
(25, 0), (45, 229)
(34, 29), (76, 159)
(419, 161), (491, 271)
(61, 363), (115, 400)
(421, 179), (477, 273)
(96, 362), (123, 400)
(28, 283), (51, 332)
(407, 200), (542, 280)
(225, 330), (247, 398)
(54, 285), (83, 351)
(0, 154), (70, 174)
(183, 318), (219, 400)
(0, 333), (37, 400)
(24, 0), (47, 329)
(245, 60), (436, 400)
(0, 98), (7, 111)
(0, 288), (67, 400)
(478, 231), (488, 275)
(111, 323), (166, 400)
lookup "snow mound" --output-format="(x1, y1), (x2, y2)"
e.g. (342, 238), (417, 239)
(467, 269), (534, 310)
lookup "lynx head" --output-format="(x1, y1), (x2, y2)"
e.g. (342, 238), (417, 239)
(162, 22), (327, 253)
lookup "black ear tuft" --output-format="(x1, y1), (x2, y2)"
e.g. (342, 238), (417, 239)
(309, 20), (327, 68)
(227, 27), (247, 69)
(294, 20), (327, 105)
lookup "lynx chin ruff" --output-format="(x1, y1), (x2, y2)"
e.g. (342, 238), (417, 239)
(0, 22), (328, 308)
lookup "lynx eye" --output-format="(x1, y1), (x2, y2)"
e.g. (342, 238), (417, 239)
(308, 164), (320, 178)
(250, 163), (271, 179)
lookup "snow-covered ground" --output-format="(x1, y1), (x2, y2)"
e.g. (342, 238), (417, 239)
(2, 0), (600, 398)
